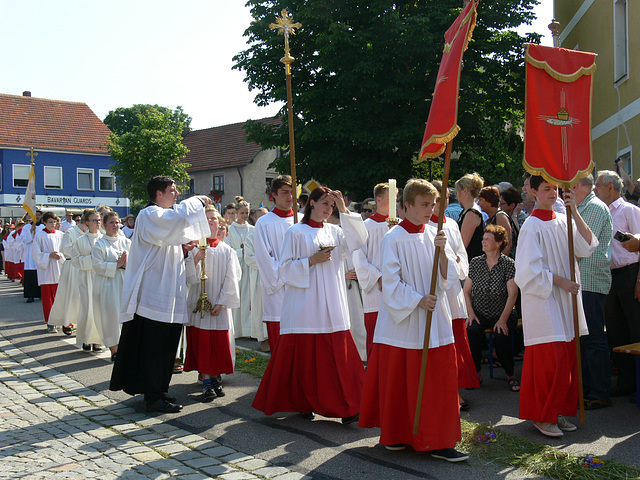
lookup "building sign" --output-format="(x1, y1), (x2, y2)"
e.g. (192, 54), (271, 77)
(0, 194), (130, 208)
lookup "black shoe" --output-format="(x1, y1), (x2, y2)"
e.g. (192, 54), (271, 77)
(430, 448), (469, 462)
(82, 344), (92, 352)
(203, 385), (216, 402)
(26, 298), (34, 303)
(162, 392), (176, 403)
(300, 412), (314, 420)
(212, 381), (225, 397)
(110, 353), (117, 363)
(92, 344), (103, 352)
(460, 402), (470, 412)
(147, 398), (183, 413)
(342, 413), (359, 425)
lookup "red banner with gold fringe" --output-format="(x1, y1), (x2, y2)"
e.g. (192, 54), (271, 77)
(523, 43), (597, 186)
(419, 0), (477, 161)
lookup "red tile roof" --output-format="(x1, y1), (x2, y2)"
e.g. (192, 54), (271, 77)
(183, 118), (280, 172)
(0, 93), (111, 154)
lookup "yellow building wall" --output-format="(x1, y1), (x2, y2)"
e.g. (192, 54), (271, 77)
(555, 0), (640, 177)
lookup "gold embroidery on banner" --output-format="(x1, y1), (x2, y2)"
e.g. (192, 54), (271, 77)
(525, 44), (597, 83)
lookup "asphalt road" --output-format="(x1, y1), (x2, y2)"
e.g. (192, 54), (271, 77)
(1, 279), (638, 479)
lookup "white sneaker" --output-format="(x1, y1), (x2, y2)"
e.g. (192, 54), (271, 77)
(557, 415), (577, 432)
(533, 421), (563, 437)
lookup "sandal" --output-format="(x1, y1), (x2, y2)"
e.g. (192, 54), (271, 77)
(173, 364), (184, 374)
(584, 398), (612, 410)
(62, 326), (73, 336)
(493, 360), (503, 369)
(508, 378), (520, 392)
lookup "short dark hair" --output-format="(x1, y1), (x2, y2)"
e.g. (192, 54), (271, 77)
(42, 212), (59, 223)
(479, 186), (500, 207)
(485, 224), (509, 251)
(271, 175), (293, 195)
(501, 186), (521, 207)
(529, 175), (549, 191)
(147, 176), (175, 201)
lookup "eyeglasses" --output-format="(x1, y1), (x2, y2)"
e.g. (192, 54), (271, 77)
(362, 209), (373, 213)
(89, 219), (101, 223)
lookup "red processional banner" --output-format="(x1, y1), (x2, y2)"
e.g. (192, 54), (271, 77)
(524, 43), (597, 186)
(419, 0), (477, 161)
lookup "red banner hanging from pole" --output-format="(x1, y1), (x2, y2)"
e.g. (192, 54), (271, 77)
(419, 0), (477, 161)
(523, 43), (597, 186)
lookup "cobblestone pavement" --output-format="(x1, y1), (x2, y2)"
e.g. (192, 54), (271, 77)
(0, 333), (308, 480)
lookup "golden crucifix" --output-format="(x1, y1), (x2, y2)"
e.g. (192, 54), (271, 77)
(270, 9), (302, 222)
(27, 147), (38, 165)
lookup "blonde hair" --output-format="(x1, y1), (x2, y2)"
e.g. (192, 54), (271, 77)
(373, 183), (389, 199)
(403, 178), (437, 206)
(235, 196), (249, 208)
(455, 172), (484, 198)
(205, 205), (220, 215)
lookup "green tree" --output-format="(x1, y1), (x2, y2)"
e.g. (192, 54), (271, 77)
(233, 0), (540, 198)
(104, 104), (192, 136)
(106, 107), (190, 203)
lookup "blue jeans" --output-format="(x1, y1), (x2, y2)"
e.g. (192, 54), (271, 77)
(581, 291), (611, 400)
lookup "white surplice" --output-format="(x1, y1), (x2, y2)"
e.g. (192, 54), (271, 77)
(32, 229), (65, 285)
(345, 254), (367, 360)
(352, 217), (390, 313)
(375, 224), (458, 350)
(120, 196), (210, 324)
(515, 214), (598, 346)
(92, 234), (131, 348)
(428, 216), (469, 319)
(254, 211), (297, 323)
(244, 230), (268, 341)
(186, 242), (241, 330)
(19, 225), (39, 271)
(279, 212), (368, 334)
(226, 221), (253, 338)
(73, 232), (102, 346)
(48, 225), (85, 327)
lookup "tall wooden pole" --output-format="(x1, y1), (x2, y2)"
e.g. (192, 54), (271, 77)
(270, 10), (302, 222)
(413, 141), (452, 434)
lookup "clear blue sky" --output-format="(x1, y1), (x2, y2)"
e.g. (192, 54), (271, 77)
(0, 0), (553, 131)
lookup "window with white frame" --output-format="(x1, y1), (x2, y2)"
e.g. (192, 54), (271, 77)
(614, 0), (628, 83)
(212, 174), (224, 193)
(13, 165), (30, 188)
(44, 166), (63, 189)
(77, 168), (94, 191)
(99, 169), (115, 191)
(618, 146), (632, 178)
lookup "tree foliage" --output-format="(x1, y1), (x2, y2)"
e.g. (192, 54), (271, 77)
(104, 104), (192, 137)
(106, 107), (190, 203)
(233, 0), (541, 198)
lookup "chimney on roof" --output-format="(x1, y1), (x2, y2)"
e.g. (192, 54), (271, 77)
(23, 91), (31, 97)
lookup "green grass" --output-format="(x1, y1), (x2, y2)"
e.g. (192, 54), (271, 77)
(460, 420), (640, 480)
(234, 348), (270, 378)
(231, 348), (640, 479)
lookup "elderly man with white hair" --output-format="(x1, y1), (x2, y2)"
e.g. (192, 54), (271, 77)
(594, 170), (640, 400)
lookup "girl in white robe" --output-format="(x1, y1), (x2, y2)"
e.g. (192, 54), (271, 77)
(72, 211), (103, 351)
(253, 187), (367, 422)
(184, 207), (241, 400)
(226, 196), (254, 338)
(92, 212), (131, 361)
(244, 223), (269, 347)
(49, 220), (87, 333)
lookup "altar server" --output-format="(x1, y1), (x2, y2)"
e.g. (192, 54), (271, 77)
(253, 186), (367, 423)
(359, 179), (467, 462)
(184, 206), (241, 401)
(353, 183), (390, 359)
(73, 210), (103, 351)
(429, 180), (479, 410)
(244, 207), (270, 351)
(48, 211), (89, 333)
(515, 176), (597, 438)
(226, 196), (254, 338)
(253, 175), (298, 353)
(32, 212), (65, 332)
(19, 216), (42, 303)
(110, 176), (211, 414)
(92, 211), (131, 362)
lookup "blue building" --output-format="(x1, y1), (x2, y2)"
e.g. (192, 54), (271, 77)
(0, 91), (129, 221)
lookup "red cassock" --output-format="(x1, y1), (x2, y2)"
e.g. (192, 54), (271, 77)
(265, 321), (280, 355)
(364, 312), (378, 361)
(360, 343), (460, 451)
(184, 327), (234, 376)
(252, 330), (364, 418)
(519, 341), (578, 424)
(41, 284), (58, 323)
(452, 318), (480, 389)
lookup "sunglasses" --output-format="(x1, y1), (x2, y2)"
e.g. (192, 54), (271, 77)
(363, 209), (373, 213)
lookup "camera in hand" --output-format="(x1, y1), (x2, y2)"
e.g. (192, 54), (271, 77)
(614, 230), (631, 242)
